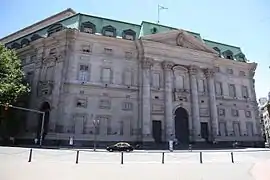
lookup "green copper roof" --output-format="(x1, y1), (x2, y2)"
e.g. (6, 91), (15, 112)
(3, 11), (247, 62)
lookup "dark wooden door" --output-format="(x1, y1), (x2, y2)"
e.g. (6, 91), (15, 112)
(200, 122), (209, 141)
(152, 121), (162, 143)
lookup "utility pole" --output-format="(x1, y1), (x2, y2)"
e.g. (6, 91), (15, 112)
(0, 103), (45, 146)
(157, 5), (168, 24)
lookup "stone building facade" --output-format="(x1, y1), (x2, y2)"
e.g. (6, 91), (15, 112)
(0, 9), (263, 146)
(259, 95), (270, 146)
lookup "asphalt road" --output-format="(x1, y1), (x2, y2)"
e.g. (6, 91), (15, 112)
(0, 146), (270, 180)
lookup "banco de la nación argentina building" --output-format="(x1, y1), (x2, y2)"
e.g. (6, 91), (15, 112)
(0, 8), (263, 147)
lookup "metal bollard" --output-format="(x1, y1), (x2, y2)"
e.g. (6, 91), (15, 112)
(121, 151), (124, 164)
(231, 152), (234, 163)
(199, 152), (203, 164)
(75, 150), (80, 164)
(28, 149), (33, 162)
(162, 152), (165, 164)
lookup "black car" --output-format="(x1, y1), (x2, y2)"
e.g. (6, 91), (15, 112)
(106, 142), (134, 152)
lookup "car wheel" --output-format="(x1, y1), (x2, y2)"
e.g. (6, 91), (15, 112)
(109, 149), (113, 152)
(126, 149), (130, 152)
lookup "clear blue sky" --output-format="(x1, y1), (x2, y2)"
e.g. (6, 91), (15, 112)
(1, 0), (269, 99)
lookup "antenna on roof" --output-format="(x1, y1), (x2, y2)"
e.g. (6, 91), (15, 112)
(157, 5), (168, 24)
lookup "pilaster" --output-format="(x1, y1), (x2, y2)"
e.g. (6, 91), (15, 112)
(204, 68), (219, 140)
(188, 65), (200, 139)
(162, 61), (174, 141)
(141, 57), (154, 141)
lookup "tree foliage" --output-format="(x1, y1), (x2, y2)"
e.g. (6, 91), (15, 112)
(0, 44), (29, 104)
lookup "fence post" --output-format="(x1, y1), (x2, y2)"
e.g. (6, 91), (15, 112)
(75, 150), (80, 164)
(200, 152), (203, 164)
(28, 149), (33, 163)
(121, 152), (124, 164)
(162, 152), (165, 164)
(231, 152), (234, 163)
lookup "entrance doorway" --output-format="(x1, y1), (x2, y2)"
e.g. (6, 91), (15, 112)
(174, 107), (189, 144)
(152, 120), (162, 143)
(37, 102), (51, 140)
(200, 122), (209, 142)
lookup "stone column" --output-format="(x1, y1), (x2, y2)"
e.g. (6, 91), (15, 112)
(162, 61), (174, 141)
(204, 68), (219, 139)
(141, 57), (154, 141)
(189, 66), (200, 139)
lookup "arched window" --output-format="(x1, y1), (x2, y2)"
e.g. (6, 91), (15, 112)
(21, 38), (30, 47)
(102, 25), (116, 37)
(213, 47), (221, 57)
(122, 29), (136, 40)
(223, 50), (234, 60)
(81, 21), (96, 34)
(47, 23), (63, 37)
(151, 27), (158, 34)
(31, 34), (42, 41)
(11, 42), (21, 49)
(235, 53), (246, 62)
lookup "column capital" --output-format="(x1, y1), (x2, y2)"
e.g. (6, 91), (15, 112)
(142, 57), (154, 69)
(162, 61), (174, 70)
(188, 65), (199, 75)
(203, 68), (215, 78)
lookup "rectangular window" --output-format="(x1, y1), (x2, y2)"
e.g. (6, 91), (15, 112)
(239, 71), (246, 76)
(30, 54), (36, 63)
(93, 117), (103, 135)
(78, 65), (89, 81)
(175, 75), (184, 89)
(26, 72), (34, 85)
(125, 52), (133, 59)
(104, 48), (113, 54)
(246, 122), (254, 136)
(123, 71), (132, 86)
(231, 109), (239, 117)
(152, 73), (160, 88)
(45, 66), (54, 81)
(99, 99), (111, 109)
(49, 48), (57, 55)
(227, 68), (233, 74)
(82, 45), (91, 53)
(76, 98), (87, 108)
(83, 118), (93, 134)
(119, 121), (124, 135)
(229, 84), (236, 97)
(101, 68), (111, 83)
(233, 122), (241, 136)
(122, 102), (133, 111)
(245, 110), (251, 118)
(218, 108), (226, 116)
(241, 85), (249, 98)
(107, 118), (112, 135)
(219, 122), (227, 136)
(215, 82), (223, 95)
(198, 79), (205, 92)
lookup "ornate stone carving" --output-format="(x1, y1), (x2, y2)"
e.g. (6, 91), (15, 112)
(248, 63), (257, 78)
(38, 81), (54, 96)
(203, 68), (215, 78)
(162, 61), (174, 70)
(176, 32), (185, 47)
(188, 65), (198, 75)
(142, 57), (154, 69)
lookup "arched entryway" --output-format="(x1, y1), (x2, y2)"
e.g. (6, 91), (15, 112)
(174, 107), (189, 144)
(37, 102), (50, 140)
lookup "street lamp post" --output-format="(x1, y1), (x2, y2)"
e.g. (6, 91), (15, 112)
(93, 119), (100, 151)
